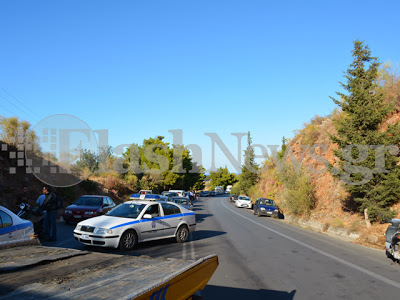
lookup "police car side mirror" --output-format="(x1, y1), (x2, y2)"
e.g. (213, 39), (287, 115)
(143, 214), (152, 219)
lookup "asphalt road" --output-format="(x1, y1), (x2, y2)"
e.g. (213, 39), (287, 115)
(44, 196), (400, 299)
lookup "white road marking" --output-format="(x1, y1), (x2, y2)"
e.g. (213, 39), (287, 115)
(221, 198), (400, 289)
(189, 233), (196, 260)
(182, 239), (187, 260)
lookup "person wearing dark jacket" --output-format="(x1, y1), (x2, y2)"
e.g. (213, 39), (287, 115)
(14, 186), (33, 213)
(41, 185), (58, 241)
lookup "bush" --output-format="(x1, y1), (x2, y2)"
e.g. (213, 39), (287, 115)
(277, 163), (315, 216)
(79, 179), (97, 193)
(230, 181), (241, 196)
(56, 186), (78, 205)
(302, 124), (320, 145)
(124, 173), (139, 189)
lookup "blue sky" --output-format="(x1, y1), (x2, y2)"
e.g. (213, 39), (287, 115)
(1, 0), (400, 172)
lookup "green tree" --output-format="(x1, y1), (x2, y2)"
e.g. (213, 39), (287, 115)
(330, 40), (400, 223)
(0, 116), (37, 146)
(277, 136), (288, 160)
(209, 166), (237, 189)
(238, 131), (259, 195)
(75, 149), (99, 171)
(123, 136), (205, 193)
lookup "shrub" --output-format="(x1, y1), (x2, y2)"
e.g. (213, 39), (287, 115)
(332, 218), (345, 228)
(277, 162), (315, 216)
(56, 186), (78, 205)
(79, 179), (97, 193)
(230, 181), (241, 196)
(124, 173), (139, 189)
(302, 124), (320, 145)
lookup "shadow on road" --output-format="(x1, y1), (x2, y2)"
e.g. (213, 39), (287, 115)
(203, 285), (296, 300)
(191, 230), (226, 241)
(195, 213), (213, 223)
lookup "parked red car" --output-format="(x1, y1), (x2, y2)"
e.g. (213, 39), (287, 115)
(63, 195), (116, 224)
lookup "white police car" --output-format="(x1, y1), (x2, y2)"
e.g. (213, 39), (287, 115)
(0, 206), (34, 247)
(73, 197), (196, 250)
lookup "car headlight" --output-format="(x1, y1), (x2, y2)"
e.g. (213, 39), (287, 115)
(260, 207), (265, 210)
(274, 209), (278, 212)
(84, 211), (95, 215)
(94, 228), (113, 234)
(65, 210), (72, 214)
(75, 225), (82, 231)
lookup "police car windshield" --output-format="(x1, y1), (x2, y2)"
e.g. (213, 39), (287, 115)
(74, 197), (103, 206)
(106, 203), (146, 218)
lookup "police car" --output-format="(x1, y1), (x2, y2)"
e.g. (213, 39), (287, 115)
(73, 195), (196, 250)
(1, 206), (34, 247)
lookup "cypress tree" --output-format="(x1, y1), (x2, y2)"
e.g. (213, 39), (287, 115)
(239, 131), (259, 195)
(331, 40), (400, 222)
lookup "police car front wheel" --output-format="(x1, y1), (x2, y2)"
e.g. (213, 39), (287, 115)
(119, 230), (138, 250)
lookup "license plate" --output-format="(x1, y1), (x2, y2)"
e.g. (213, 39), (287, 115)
(267, 211), (272, 214)
(82, 234), (89, 240)
(74, 215), (82, 218)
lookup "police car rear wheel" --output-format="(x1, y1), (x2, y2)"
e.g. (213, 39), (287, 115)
(176, 226), (189, 243)
(119, 230), (137, 250)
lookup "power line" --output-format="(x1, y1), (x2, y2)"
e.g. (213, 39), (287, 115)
(0, 94), (36, 124)
(0, 89), (42, 123)
(0, 102), (20, 117)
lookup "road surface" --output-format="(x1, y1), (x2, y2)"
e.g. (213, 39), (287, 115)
(44, 195), (400, 299)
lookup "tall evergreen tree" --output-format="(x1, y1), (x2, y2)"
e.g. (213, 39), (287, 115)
(331, 40), (400, 223)
(239, 131), (259, 195)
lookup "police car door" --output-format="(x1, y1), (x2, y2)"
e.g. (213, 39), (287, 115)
(161, 203), (182, 237)
(140, 203), (164, 241)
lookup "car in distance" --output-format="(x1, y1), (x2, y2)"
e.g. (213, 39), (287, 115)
(235, 195), (252, 209)
(161, 191), (179, 199)
(170, 197), (193, 210)
(253, 198), (279, 217)
(63, 195), (116, 224)
(0, 206), (34, 246)
(199, 191), (209, 197)
(229, 194), (238, 203)
(73, 200), (196, 250)
(225, 185), (232, 193)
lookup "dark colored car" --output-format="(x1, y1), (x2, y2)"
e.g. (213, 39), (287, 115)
(199, 191), (209, 197)
(230, 194), (238, 202)
(170, 197), (193, 210)
(253, 198), (279, 217)
(161, 191), (179, 199)
(63, 195), (116, 224)
(209, 191), (216, 197)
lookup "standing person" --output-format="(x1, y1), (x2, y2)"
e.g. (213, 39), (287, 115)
(41, 185), (58, 241)
(14, 185), (32, 213)
(36, 194), (46, 206)
(37, 193), (47, 218)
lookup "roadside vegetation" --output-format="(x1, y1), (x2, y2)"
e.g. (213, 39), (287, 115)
(251, 40), (400, 248)
(0, 122), (206, 209)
